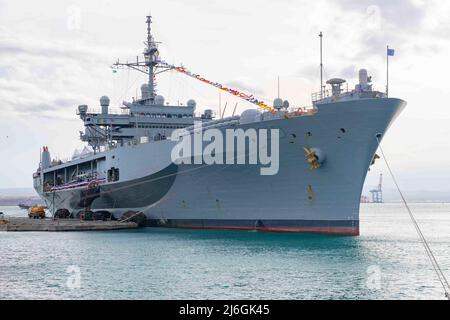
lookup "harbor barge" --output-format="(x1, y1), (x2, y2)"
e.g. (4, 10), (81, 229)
(0, 217), (138, 232)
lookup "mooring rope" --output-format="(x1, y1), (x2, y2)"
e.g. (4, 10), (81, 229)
(376, 135), (450, 300)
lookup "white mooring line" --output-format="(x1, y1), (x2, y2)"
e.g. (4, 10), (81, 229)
(376, 135), (450, 300)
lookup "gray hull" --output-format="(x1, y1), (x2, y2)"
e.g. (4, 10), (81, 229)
(36, 98), (405, 235)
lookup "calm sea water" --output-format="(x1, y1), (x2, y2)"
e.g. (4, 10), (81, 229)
(0, 203), (449, 300)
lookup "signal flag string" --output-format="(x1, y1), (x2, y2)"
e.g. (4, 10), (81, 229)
(158, 62), (275, 113)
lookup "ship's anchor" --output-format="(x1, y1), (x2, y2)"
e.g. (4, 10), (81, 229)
(303, 147), (324, 170)
(369, 153), (380, 170)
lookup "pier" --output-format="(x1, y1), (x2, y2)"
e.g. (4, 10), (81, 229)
(0, 217), (138, 232)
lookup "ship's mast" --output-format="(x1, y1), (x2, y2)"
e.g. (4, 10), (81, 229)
(145, 15), (158, 102)
(112, 16), (175, 105)
(319, 31), (324, 99)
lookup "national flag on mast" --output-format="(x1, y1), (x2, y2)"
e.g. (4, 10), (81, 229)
(386, 46), (395, 97)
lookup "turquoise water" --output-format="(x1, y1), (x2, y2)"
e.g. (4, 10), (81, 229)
(0, 203), (449, 300)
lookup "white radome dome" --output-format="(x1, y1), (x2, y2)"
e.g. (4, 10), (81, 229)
(100, 96), (110, 107)
(273, 98), (283, 109)
(155, 95), (165, 105)
(187, 99), (197, 109)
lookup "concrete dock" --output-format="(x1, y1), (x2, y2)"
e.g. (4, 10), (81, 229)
(0, 217), (138, 232)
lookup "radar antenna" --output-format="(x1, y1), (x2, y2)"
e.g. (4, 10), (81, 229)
(111, 15), (177, 104)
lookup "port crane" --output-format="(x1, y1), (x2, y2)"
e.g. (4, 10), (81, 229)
(370, 174), (383, 203)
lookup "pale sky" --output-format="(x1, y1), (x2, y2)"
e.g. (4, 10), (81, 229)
(1, 0), (450, 195)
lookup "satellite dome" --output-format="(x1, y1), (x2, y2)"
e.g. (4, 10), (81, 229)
(100, 96), (110, 107)
(240, 109), (261, 124)
(187, 99), (197, 108)
(155, 95), (165, 105)
(273, 98), (284, 109)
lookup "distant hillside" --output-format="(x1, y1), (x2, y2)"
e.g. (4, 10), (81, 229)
(0, 188), (37, 197)
(0, 196), (44, 206)
(0, 188), (42, 206)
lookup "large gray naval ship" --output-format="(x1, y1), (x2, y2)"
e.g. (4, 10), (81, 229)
(32, 16), (406, 235)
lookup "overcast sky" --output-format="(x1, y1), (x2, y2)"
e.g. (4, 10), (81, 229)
(1, 0), (450, 195)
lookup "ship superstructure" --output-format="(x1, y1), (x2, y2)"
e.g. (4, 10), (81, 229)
(78, 15), (202, 154)
(32, 16), (406, 235)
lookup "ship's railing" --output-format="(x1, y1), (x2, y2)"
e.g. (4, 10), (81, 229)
(76, 107), (130, 115)
(287, 105), (316, 113)
(311, 88), (353, 102)
(44, 176), (106, 193)
(312, 87), (386, 102)
(283, 106), (318, 118)
(49, 151), (99, 167)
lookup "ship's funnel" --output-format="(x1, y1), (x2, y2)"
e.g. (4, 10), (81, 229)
(41, 146), (51, 169)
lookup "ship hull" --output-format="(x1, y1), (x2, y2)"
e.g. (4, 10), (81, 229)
(35, 98), (405, 236)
